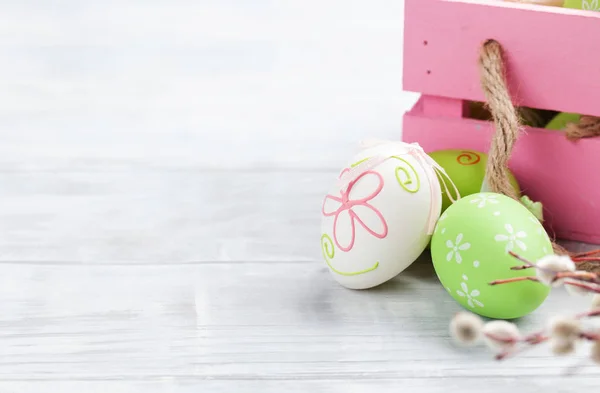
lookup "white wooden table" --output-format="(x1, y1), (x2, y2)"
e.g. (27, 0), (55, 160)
(1, 1), (598, 391)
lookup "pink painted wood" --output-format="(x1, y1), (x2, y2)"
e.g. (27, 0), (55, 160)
(404, 0), (600, 117)
(402, 96), (600, 244)
(420, 95), (466, 118)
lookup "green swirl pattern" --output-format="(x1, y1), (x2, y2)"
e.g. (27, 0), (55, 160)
(391, 156), (420, 193)
(321, 234), (379, 276)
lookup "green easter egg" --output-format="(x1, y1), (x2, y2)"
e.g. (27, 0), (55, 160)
(429, 150), (520, 213)
(545, 112), (581, 131)
(431, 193), (552, 320)
(564, 0), (600, 10)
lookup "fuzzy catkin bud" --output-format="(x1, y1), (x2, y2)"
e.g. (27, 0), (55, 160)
(535, 255), (576, 286)
(482, 320), (521, 353)
(450, 312), (483, 346)
(550, 338), (576, 356)
(592, 294), (600, 309)
(591, 341), (600, 364)
(549, 316), (581, 341)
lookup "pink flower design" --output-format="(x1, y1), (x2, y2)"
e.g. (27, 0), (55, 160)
(322, 170), (388, 252)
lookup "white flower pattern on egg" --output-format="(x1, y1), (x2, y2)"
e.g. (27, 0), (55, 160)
(583, 0), (600, 11)
(494, 224), (527, 253)
(456, 277), (484, 309)
(446, 233), (471, 263)
(469, 194), (499, 208)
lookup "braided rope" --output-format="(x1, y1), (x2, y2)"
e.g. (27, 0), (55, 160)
(476, 39), (596, 261)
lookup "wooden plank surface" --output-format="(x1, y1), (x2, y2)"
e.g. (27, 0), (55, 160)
(0, 171), (596, 393)
(0, 251), (599, 392)
(403, 0), (600, 116)
(0, 171), (332, 263)
(1, 0), (599, 391)
(0, 171), (590, 264)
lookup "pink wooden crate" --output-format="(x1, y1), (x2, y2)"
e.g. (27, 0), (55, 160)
(401, 0), (600, 244)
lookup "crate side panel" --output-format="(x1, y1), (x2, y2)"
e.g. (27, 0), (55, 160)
(403, 0), (600, 117)
(402, 113), (600, 244)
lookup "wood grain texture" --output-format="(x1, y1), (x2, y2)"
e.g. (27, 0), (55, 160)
(0, 169), (596, 392)
(0, 171), (335, 263)
(0, 171), (591, 264)
(0, 257), (599, 392)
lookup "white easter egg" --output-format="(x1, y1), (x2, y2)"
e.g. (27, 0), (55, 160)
(320, 141), (444, 289)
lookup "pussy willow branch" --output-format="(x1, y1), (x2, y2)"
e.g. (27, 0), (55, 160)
(493, 309), (600, 361)
(489, 252), (600, 293)
(574, 249), (600, 258)
(489, 276), (540, 286)
(506, 251), (600, 284)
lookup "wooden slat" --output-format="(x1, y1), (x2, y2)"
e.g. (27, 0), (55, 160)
(0, 261), (599, 389)
(2, 378), (600, 392)
(403, 0), (600, 117)
(0, 169), (593, 264)
(0, 171), (339, 263)
(403, 108), (600, 244)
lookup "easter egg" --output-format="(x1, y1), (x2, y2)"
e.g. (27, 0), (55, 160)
(431, 192), (552, 319)
(504, 0), (564, 6)
(545, 112), (581, 131)
(564, 0), (600, 11)
(321, 141), (442, 289)
(429, 150), (520, 213)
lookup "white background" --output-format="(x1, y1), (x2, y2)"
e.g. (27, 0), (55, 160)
(0, 0), (419, 171)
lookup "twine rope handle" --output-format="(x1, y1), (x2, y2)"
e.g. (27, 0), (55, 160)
(478, 40), (522, 201)
(477, 40), (573, 256)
